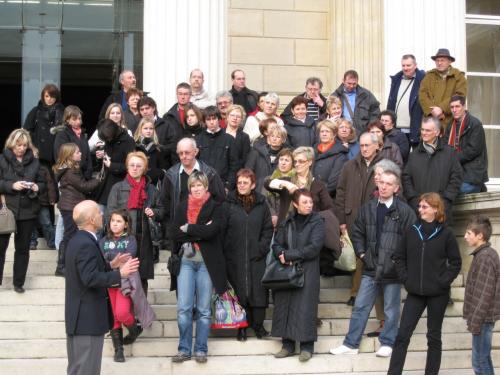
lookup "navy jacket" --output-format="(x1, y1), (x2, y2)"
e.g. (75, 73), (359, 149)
(65, 230), (121, 335)
(386, 69), (425, 144)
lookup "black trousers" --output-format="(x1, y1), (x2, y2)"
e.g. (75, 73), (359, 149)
(388, 292), (449, 375)
(0, 219), (36, 287)
(282, 338), (314, 354)
(243, 305), (266, 330)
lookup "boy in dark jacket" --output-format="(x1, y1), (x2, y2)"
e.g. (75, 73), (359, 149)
(464, 215), (500, 375)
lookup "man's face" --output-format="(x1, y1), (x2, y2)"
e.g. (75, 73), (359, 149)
(305, 82), (320, 99)
(139, 104), (155, 119)
(343, 76), (358, 93)
(232, 71), (246, 90)
(205, 116), (220, 132)
(450, 100), (466, 120)
(420, 121), (440, 144)
(359, 134), (378, 161)
(217, 97), (232, 116)
(120, 72), (136, 91)
(177, 142), (198, 168)
(434, 57), (452, 73)
(189, 70), (204, 91)
(401, 58), (417, 78)
(377, 173), (399, 200)
(380, 115), (394, 131)
(177, 88), (191, 105)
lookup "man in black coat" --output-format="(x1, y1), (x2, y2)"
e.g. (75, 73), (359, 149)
(444, 95), (488, 194)
(229, 69), (259, 115)
(65, 200), (139, 375)
(330, 171), (416, 358)
(98, 70), (136, 119)
(402, 116), (463, 222)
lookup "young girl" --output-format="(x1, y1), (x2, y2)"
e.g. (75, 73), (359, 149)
(183, 104), (204, 138)
(53, 143), (102, 276)
(134, 118), (167, 185)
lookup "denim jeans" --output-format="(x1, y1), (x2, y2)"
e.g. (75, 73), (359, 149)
(55, 214), (64, 250)
(177, 258), (213, 356)
(460, 182), (481, 194)
(30, 206), (55, 247)
(472, 323), (495, 375)
(344, 275), (401, 349)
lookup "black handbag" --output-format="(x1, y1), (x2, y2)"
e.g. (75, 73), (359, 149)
(148, 217), (163, 247)
(167, 252), (182, 277)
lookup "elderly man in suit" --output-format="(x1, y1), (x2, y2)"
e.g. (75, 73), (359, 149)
(65, 200), (139, 375)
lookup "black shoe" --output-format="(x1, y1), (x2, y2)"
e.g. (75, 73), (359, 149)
(110, 328), (125, 362)
(14, 286), (25, 294)
(448, 297), (454, 306)
(172, 352), (191, 363)
(123, 321), (143, 345)
(316, 318), (323, 327)
(254, 326), (269, 339)
(237, 327), (247, 341)
(54, 267), (65, 277)
(346, 296), (356, 306)
(30, 243), (37, 250)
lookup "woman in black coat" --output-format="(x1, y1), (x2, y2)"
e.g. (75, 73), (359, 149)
(223, 169), (273, 341)
(225, 104), (251, 171)
(271, 189), (325, 362)
(134, 118), (168, 185)
(170, 171), (228, 363)
(388, 192), (461, 375)
(0, 129), (45, 293)
(23, 84), (64, 166)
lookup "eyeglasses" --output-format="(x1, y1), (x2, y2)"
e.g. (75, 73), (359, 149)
(217, 101), (230, 106)
(294, 159), (308, 165)
(128, 163), (144, 169)
(228, 113), (242, 119)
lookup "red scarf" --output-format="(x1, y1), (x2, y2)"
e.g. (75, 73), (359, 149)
(126, 174), (147, 210)
(178, 105), (185, 125)
(187, 191), (211, 250)
(317, 140), (335, 154)
(448, 114), (467, 151)
(71, 126), (82, 138)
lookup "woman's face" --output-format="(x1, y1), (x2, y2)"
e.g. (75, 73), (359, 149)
(338, 123), (351, 141)
(12, 141), (28, 158)
(278, 155), (293, 173)
(374, 166), (384, 185)
(319, 126), (334, 144)
(68, 115), (82, 128)
(190, 180), (208, 199)
(370, 127), (384, 141)
(263, 100), (277, 116)
(128, 94), (140, 110)
(328, 103), (342, 118)
(127, 156), (146, 179)
(293, 195), (314, 215)
(109, 214), (127, 236)
(43, 92), (56, 106)
(418, 199), (438, 223)
(72, 148), (82, 162)
(227, 110), (243, 129)
(186, 109), (198, 126)
(258, 96), (266, 111)
(293, 153), (312, 175)
(108, 107), (122, 123)
(267, 132), (284, 150)
(141, 122), (155, 139)
(237, 176), (255, 196)
(292, 103), (307, 120)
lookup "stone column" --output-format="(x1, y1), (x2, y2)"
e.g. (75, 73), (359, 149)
(143, 0), (227, 114)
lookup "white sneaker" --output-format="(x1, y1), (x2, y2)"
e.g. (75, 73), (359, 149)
(375, 345), (393, 357)
(329, 345), (359, 355)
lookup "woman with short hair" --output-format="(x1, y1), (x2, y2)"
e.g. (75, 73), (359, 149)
(367, 120), (403, 169)
(325, 96), (342, 120)
(284, 96), (317, 148)
(124, 88), (143, 134)
(244, 92), (285, 145)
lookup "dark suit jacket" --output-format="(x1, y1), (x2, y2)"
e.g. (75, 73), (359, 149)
(65, 230), (121, 336)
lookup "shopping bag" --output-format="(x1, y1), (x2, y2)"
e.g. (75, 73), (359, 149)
(211, 287), (248, 329)
(334, 231), (356, 272)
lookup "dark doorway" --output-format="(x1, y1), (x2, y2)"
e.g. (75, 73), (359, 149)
(0, 61), (22, 146)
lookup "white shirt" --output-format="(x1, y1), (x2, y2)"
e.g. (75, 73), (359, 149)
(378, 196), (394, 208)
(179, 160), (201, 175)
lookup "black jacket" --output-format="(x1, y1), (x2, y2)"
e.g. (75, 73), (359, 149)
(403, 138), (463, 216)
(385, 128), (410, 164)
(65, 230), (121, 335)
(444, 112), (488, 186)
(271, 211), (325, 342)
(171, 197), (228, 294)
(195, 129), (239, 190)
(281, 92), (328, 122)
(284, 116), (317, 148)
(162, 104), (185, 168)
(313, 141), (348, 197)
(182, 123), (204, 139)
(351, 197), (417, 283)
(230, 86), (259, 115)
(124, 108), (140, 134)
(393, 221), (461, 296)
(230, 129), (251, 171)
(245, 143), (281, 194)
(99, 91), (124, 120)
(0, 148), (45, 221)
(223, 192), (273, 307)
(23, 101), (64, 164)
(332, 84), (381, 134)
(135, 141), (168, 185)
(53, 124), (93, 180)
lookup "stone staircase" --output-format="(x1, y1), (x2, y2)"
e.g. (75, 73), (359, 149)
(0, 241), (498, 375)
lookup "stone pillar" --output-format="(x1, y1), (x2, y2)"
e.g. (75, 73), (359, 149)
(143, 0), (227, 115)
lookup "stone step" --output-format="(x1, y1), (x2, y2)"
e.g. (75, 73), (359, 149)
(0, 316), (491, 340)
(0, 334), (497, 359)
(1, 353), (497, 375)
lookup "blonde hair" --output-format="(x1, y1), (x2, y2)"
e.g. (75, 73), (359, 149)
(105, 103), (127, 129)
(316, 119), (338, 136)
(267, 123), (287, 143)
(226, 104), (246, 127)
(4, 129), (36, 153)
(125, 151), (149, 175)
(326, 95), (342, 111)
(293, 146), (315, 162)
(53, 143), (80, 172)
(337, 118), (357, 142)
(134, 118), (159, 145)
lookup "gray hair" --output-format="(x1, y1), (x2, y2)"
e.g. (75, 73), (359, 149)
(375, 159), (401, 178)
(119, 69), (134, 83)
(293, 146), (315, 162)
(215, 90), (233, 103)
(360, 132), (379, 145)
(264, 92), (280, 106)
(305, 77), (323, 89)
(177, 137), (197, 151)
(422, 116), (442, 132)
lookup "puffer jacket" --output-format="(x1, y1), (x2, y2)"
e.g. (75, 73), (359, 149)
(284, 117), (317, 148)
(351, 197), (416, 283)
(56, 167), (102, 211)
(313, 141), (348, 196)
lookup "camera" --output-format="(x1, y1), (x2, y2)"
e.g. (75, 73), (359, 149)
(96, 144), (105, 151)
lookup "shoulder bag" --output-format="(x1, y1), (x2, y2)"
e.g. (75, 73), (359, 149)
(0, 195), (16, 234)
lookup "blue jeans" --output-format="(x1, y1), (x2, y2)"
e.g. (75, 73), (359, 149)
(472, 323), (495, 375)
(344, 275), (401, 348)
(177, 258), (213, 355)
(55, 214), (64, 250)
(30, 206), (55, 247)
(460, 182), (481, 194)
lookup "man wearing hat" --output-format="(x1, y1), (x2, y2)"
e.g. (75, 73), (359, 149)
(419, 48), (467, 128)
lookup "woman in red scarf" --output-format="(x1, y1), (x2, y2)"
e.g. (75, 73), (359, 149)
(107, 151), (164, 296)
(171, 171), (228, 364)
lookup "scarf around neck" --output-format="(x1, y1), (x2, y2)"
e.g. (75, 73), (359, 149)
(187, 191), (211, 250)
(126, 174), (147, 210)
(448, 114), (467, 151)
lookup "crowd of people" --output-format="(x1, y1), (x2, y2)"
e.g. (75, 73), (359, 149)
(0, 47), (497, 375)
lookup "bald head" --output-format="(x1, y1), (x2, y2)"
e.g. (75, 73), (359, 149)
(73, 200), (101, 230)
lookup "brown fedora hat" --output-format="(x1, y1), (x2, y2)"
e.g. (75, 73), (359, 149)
(431, 48), (455, 62)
